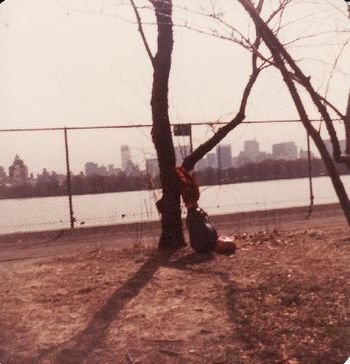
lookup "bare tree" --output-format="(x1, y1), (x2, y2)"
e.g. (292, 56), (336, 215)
(62, 0), (270, 249)
(130, 0), (277, 249)
(238, 0), (350, 224)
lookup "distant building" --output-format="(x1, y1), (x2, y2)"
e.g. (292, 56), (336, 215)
(85, 162), (120, 176)
(206, 153), (217, 169)
(324, 139), (346, 156)
(126, 163), (140, 177)
(145, 158), (159, 176)
(0, 166), (7, 186)
(9, 155), (28, 185)
(235, 140), (272, 166)
(121, 145), (132, 170)
(299, 148), (314, 159)
(244, 140), (259, 159)
(108, 164), (121, 176)
(85, 162), (99, 176)
(237, 140), (260, 166)
(174, 145), (191, 165)
(216, 144), (232, 170)
(121, 145), (139, 175)
(196, 158), (208, 171)
(272, 142), (298, 160)
(256, 151), (271, 163)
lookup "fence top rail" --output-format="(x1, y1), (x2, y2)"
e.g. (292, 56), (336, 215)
(0, 118), (341, 133)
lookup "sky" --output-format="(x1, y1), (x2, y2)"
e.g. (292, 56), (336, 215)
(0, 0), (349, 174)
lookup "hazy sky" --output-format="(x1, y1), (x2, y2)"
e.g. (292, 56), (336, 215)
(0, 0), (349, 174)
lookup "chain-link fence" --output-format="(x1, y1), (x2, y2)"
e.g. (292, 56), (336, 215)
(0, 120), (348, 236)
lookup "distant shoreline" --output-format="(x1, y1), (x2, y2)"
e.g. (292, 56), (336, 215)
(0, 173), (348, 201)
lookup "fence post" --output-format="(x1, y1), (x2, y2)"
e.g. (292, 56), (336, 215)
(306, 131), (314, 219)
(217, 144), (222, 184)
(189, 124), (193, 153)
(64, 127), (75, 228)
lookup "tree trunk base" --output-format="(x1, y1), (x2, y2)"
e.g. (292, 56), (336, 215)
(158, 230), (186, 251)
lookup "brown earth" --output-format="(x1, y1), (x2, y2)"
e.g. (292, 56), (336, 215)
(0, 205), (349, 363)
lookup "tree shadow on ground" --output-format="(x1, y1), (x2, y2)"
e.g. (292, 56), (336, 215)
(30, 250), (174, 364)
(167, 256), (349, 363)
(223, 281), (350, 363)
(29, 250), (234, 364)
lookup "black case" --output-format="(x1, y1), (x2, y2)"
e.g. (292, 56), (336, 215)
(186, 207), (218, 253)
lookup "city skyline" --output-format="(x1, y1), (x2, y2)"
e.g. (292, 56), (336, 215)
(2, 144), (345, 202)
(1, 119), (346, 177)
(0, 138), (324, 182)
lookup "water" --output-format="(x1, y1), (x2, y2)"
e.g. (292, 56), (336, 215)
(0, 175), (349, 234)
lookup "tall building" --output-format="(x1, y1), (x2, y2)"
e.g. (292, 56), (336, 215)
(121, 145), (140, 176)
(216, 144), (232, 170)
(9, 155), (28, 185)
(235, 140), (261, 166)
(244, 140), (260, 159)
(272, 142), (298, 160)
(174, 145), (191, 165)
(121, 145), (132, 170)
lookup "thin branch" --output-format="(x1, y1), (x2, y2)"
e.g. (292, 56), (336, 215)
(129, 0), (155, 66)
(323, 34), (350, 102)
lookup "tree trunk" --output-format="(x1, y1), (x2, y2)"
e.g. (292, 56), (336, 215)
(151, 0), (185, 249)
(345, 93), (350, 155)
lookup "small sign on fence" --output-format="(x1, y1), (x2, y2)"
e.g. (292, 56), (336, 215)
(174, 124), (191, 136)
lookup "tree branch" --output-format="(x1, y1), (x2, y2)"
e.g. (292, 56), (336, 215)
(182, 38), (262, 171)
(129, 0), (155, 66)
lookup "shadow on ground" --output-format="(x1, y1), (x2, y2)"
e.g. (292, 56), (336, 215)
(26, 249), (237, 364)
(31, 250), (174, 363)
(14, 238), (349, 364)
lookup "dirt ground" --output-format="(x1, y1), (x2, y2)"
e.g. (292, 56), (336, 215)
(0, 209), (349, 363)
